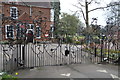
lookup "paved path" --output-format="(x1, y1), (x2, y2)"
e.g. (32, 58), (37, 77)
(12, 63), (119, 79)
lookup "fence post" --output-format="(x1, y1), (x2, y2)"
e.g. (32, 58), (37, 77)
(101, 39), (103, 62)
(94, 46), (97, 57)
(108, 42), (110, 63)
(22, 45), (25, 68)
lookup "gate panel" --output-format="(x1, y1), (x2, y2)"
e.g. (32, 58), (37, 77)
(0, 44), (24, 73)
(0, 43), (102, 72)
(24, 43), (91, 68)
(1, 44), (18, 73)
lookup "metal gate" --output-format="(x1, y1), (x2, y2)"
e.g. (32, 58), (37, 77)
(24, 43), (84, 68)
(23, 43), (102, 68)
(0, 44), (25, 73)
(0, 42), (103, 73)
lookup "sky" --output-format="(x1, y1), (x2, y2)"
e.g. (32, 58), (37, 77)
(60, 0), (118, 26)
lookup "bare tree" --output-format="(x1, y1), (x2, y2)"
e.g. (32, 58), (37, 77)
(73, 0), (116, 28)
(72, 0), (119, 45)
(105, 1), (120, 50)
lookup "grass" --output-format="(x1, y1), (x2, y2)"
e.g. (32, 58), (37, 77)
(1, 73), (19, 80)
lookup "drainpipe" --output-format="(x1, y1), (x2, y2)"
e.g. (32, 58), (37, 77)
(30, 5), (32, 17)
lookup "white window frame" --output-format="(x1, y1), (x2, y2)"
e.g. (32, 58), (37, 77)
(5, 25), (14, 39)
(26, 24), (34, 34)
(36, 26), (41, 39)
(28, 24), (34, 29)
(16, 24), (25, 38)
(50, 9), (54, 21)
(10, 7), (18, 19)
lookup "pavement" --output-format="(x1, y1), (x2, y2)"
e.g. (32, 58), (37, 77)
(12, 63), (119, 79)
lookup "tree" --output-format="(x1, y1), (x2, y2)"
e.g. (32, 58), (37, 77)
(59, 13), (81, 36)
(105, 1), (120, 50)
(73, 0), (116, 44)
(105, 1), (120, 40)
(106, 1), (120, 26)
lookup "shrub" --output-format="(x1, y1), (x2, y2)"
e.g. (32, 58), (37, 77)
(1, 73), (19, 80)
(74, 41), (81, 45)
(0, 41), (9, 44)
(65, 36), (73, 43)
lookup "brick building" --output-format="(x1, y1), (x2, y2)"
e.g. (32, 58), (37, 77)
(0, 2), (53, 42)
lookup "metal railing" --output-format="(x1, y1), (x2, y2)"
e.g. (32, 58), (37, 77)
(0, 43), (89, 73)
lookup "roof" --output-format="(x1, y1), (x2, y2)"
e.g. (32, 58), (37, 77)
(2, 1), (51, 8)
(18, 2), (51, 8)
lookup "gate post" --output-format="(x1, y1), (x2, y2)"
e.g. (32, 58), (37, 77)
(101, 39), (103, 62)
(94, 46), (97, 57)
(22, 45), (25, 68)
(100, 35), (105, 62)
(0, 44), (3, 72)
(2, 46), (6, 72)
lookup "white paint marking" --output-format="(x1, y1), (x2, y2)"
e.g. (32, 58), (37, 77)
(110, 74), (120, 79)
(97, 70), (108, 73)
(66, 73), (71, 77)
(60, 73), (71, 77)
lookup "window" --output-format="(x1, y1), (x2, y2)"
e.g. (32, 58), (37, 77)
(16, 24), (25, 38)
(50, 9), (54, 21)
(10, 7), (18, 19)
(5, 25), (14, 39)
(36, 26), (41, 38)
(28, 24), (34, 29)
(50, 24), (54, 38)
(50, 24), (54, 32)
(26, 24), (34, 35)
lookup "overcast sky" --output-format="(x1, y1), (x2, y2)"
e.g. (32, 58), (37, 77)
(60, 0), (118, 26)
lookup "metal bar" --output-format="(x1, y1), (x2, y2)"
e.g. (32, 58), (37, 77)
(69, 44), (70, 64)
(22, 45), (25, 67)
(34, 44), (36, 67)
(43, 44), (45, 66)
(108, 42), (110, 63)
(19, 44), (21, 68)
(31, 43), (35, 67)
(101, 40), (103, 62)
(81, 44), (82, 63)
(60, 44), (62, 65)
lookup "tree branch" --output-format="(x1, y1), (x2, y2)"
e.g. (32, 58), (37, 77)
(88, 4), (117, 13)
(73, 4), (86, 22)
(88, 6), (109, 13)
(87, 0), (94, 5)
(78, 1), (85, 7)
(80, 9), (86, 22)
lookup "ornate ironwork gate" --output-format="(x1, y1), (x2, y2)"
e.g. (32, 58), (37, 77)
(1, 42), (100, 73)
(24, 43), (84, 68)
(1, 39), (119, 73)
(0, 44), (25, 73)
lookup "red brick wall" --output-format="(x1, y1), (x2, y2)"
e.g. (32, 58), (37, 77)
(3, 4), (51, 21)
(2, 3), (52, 41)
